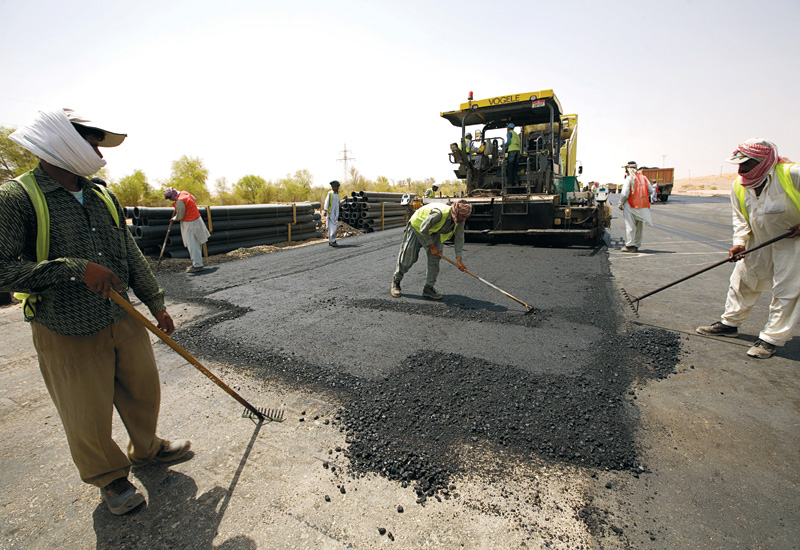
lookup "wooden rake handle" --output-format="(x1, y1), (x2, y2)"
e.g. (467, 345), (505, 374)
(156, 218), (175, 267)
(630, 229), (795, 304)
(438, 253), (533, 311)
(109, 290), (264, 420)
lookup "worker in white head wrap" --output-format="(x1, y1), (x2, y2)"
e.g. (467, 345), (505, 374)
(618, 161), (654, 253)
(696, 139), (800, 358)
(0, 108), (190, 515)
(9, 108), (125, 178)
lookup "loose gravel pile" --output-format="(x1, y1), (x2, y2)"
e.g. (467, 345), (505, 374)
(169, 279), (682, 501)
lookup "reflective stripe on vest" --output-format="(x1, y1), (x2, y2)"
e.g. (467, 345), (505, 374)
(410, 203), (455, 242)
(177, 191), (201, 221)
(734, 163), (800, 226)
(11, 171), (120, 317)
(628, 173), (651, 209)
(326, 190), (337, 211)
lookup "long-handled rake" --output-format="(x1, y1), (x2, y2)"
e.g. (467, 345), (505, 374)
(109, 290), (283, 422)
(156, 218), (175, 267)
(439, 254), (535, 314)
(622, 229), (795, 316)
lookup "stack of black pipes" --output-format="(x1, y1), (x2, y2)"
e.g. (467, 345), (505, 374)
(127, 202), (322, 257)
(338, 191), (409, 233)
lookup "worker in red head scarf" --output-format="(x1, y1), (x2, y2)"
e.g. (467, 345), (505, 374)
(391, 199), (472, 300)
(697, 139), (800, 358)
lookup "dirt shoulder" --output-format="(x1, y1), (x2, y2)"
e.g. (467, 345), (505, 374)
(671, 172), (736, 197)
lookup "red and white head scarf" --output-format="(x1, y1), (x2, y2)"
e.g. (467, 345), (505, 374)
(733, 139), (791, 188)
(450, 199), (473, 223)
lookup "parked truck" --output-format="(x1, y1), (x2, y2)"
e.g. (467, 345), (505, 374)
(437, 90), (610, 246)
(639, 167), (674, 202)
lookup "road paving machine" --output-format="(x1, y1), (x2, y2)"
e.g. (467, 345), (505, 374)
(438, 90), (610, 246)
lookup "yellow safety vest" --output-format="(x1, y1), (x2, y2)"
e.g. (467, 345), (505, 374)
(507, 131), (521, 152)
(734, 163), (800, 226)
(11, 171), (120, 318)
(410, 203), (456, 242)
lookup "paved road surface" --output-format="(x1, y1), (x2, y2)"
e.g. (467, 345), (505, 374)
(1, 192), (797, 549)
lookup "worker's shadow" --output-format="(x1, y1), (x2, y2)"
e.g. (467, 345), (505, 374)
(631, 249), (675, 255)
(189, 266), (221, 276)
(781, 339), (800, 361)
(406, 293), (508, 313)
(447, 295), (510, 313)
(92, 421), (263, 549)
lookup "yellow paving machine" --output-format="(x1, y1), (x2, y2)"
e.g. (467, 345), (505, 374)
(438, 90), (610, 246)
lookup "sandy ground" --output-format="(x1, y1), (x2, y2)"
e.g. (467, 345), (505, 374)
(671, 172), (737, 197)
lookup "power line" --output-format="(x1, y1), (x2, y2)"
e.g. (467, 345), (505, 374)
(337, 144), (356, 183)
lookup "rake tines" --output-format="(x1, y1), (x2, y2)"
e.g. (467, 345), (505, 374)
(620, 288), (640, 317)
(242, 407), (285, 422)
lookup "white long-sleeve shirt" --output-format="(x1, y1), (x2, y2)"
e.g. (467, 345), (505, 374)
(732, 164), (800, 248)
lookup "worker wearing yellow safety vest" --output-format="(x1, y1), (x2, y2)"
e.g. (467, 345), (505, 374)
(503, 123), (521, 187)
(423, 183), (439, 198)
(0, 108), (190, 516)
(462, 133), (474, 156)
(696, 139), (800, 359)
(391, 200), (472, 299)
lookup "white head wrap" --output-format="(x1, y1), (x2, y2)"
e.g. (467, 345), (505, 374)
(9, 109), (107, 177)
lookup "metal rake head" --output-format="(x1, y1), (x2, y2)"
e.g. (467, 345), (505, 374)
(242, 407), (285, 422)
(620, 288), (640, 317)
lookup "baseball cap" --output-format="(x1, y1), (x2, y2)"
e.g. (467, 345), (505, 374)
(64, 108), (127, 147)
(726, 150), (752, 164)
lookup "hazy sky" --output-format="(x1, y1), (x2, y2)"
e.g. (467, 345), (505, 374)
(2, 0), (798, 190)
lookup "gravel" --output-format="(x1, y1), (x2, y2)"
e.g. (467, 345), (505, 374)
(164, 240), (683, 502)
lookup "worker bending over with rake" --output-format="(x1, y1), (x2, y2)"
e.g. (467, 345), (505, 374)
(391, 199), (472, 300)
(697, 139), (800, 359)
(163, 186), (210, 272)
(0, 109), (191, 515)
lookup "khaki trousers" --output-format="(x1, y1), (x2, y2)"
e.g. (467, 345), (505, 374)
(32, 315), (162, 488)
(393, 224), (441, 288)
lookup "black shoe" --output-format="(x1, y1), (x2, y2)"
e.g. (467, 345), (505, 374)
(696, 321), (739, 338)
(100, 478), (145, 515)
(422, 285), (442, 300)
(329, 241), (339, 247)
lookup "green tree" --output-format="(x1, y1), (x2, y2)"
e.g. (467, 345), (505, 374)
(92, 167), (110, 183)
(214, 176), (236, 205)
(0, 126), (38, 180)
(234, 174), (267, 204)
(277, 169), (313, 202)
(348, 166), (372, 192)
(111, 169), (149, 206)
(256, 180), (277, 204)
(168, 155), (209, 203)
